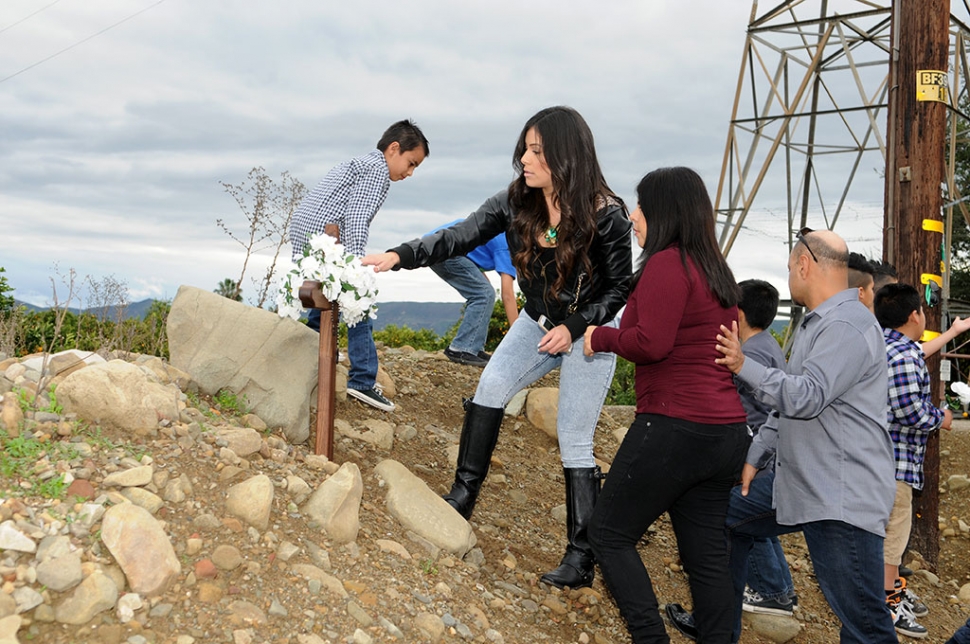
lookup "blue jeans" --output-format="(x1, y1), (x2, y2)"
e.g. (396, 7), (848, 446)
(947, 617), (970, 644)
(589, 414), (749, 643)
(747, 535), (794, 602)
(430, 256), (495, 354)
(726, 476), (897, 643)
(471, 311), (617, 467)
(307, 309), (377, 391)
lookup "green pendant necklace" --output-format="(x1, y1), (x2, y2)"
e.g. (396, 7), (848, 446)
(544, 226), (558, 245)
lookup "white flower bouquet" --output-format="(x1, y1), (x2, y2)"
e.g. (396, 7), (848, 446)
(276, 233), (379, 327)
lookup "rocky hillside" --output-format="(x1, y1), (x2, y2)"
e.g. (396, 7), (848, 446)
(2, 346), (970, 644)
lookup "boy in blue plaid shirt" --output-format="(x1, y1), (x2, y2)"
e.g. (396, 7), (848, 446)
(874, 282), (952, 639)
(290, 119), (428, 411)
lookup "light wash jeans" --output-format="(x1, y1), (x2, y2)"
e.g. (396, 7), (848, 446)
(308, 309), (377, 391)
(430, 256), (496, 355)
(472, 310), (619, 467)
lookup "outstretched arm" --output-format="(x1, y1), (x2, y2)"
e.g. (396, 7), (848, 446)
(361, 251), (400, 273)
(922, 316), (970, 357)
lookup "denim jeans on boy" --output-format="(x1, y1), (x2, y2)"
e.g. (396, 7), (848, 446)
(746, 536), (794, 603)
(744, 471), (794, 603)
(588, 414), (749, 643)
(307, 309), (377, 391)
(946, 617), (970, 644)
(430, 256), (496, 355)
(726, 476), (897, 643)
(471, 311), (617, 467)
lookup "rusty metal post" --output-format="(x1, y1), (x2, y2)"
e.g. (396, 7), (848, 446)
(297, 223), (341, 459)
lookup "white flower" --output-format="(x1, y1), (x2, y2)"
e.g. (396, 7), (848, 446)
(276, 234), (379, 327)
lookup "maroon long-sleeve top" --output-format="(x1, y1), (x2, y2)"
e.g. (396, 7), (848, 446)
(590, 245), (746, 425)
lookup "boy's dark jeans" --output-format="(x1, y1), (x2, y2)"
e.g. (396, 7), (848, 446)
(589, 413), (749, 643)
(947, 617), (970, 644)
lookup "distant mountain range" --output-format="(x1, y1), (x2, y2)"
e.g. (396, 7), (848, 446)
(14, 299), (465, 336)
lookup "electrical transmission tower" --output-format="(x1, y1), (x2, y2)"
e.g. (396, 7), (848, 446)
(714, 1), (970, 268)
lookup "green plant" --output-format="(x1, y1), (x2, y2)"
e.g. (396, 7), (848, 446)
(419, 558), (438, 576)
(605, 357), (636, 406)
(44, 385), (64, 414)
(213, 388), (250, 416)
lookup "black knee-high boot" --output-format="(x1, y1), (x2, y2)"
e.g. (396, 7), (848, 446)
(540, 466), (602, 589)
(443, 400), (504, 519)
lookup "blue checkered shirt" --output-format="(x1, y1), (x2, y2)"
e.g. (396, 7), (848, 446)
(884, 327), (945, 490)
(290, 149), (390, 259)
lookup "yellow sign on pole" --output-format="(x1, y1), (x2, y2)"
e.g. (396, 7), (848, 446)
(917, 70), (949, 103)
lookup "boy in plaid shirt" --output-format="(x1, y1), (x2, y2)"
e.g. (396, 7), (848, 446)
(874, 283), (953, 639)
(290, 119), (428, 412)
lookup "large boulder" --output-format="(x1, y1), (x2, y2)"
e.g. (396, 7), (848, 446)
(167, 285), (319, 443)
(56, 360), (180, 434)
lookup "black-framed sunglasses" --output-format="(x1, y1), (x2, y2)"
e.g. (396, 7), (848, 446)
(795, 227), (818, 263)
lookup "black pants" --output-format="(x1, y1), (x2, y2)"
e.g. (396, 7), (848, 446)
(589, 414), (749, 644)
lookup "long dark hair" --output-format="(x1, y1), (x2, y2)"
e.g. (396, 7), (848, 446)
(508, 106), (621, 298)
(634, 167), (740, 308)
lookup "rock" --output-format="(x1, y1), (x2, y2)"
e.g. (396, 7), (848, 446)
(744, 612), (801, 642)
(12, 587), (43, 613)
(414, 612), (445, 642)
(959, 582), (970, 604)
(116, 593), (143, 623)
(0, 615), (20, 644)
(20, 349), (106, 379)
(285, 475), (311, 503)
(303, 462), (363, 544)
(525, 387), (559, 440)
(336, 419), (394, 450)
(226, 600), (267, 627)
(225, 475), (274, 530)
(218, 428), (263, 457)
(0, 392), (24, 437)
(0, 593), (16, 619)
(65, 479), (96, 500)
(167, 285), (319, 443)
(56, 360), (179, 433)
(948, 475), (970, 492)
(376, 539), (412, 560)
(505, 389), (528, 417)
(54, 570), (118, 625)
(36, 552), (83, 592)
(212, 545), (243, 570)
(0, 522), (36, 553)
(194, 559), (217, 580)
(913, 569), (940, 586)
(289, 564), (348, 598)
(103, 465), (154, 488)
(374, 459), (476, 557)
(120, 487), (164, 514)
(101, 503), (181, 596)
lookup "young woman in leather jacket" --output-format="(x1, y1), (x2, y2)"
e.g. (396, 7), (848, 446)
(363, 105), (632, 589)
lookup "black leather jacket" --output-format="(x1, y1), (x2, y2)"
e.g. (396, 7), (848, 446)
(391, 190), (632, 340)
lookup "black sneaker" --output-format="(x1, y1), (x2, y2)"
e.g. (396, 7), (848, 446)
(742, 588), (794, 616)
(444, 347), (489, 367)
(898, 564), (913, 578)
(477, 350), (492, 362)
(347, 386), (395, 412)
(664, 603), (697, 641)
(890, 597), (928, 639)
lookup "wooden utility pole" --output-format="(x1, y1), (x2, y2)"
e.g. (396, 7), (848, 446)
(884, 0), (949, 568)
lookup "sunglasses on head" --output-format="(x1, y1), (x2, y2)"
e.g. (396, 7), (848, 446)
(796, 227), (818, 263)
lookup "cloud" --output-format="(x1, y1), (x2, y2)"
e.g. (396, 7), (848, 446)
(0, 1), (893, 311)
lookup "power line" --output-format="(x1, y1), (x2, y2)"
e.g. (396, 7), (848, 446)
(0, 0), (169, 85)
(0, 0), (65, 35)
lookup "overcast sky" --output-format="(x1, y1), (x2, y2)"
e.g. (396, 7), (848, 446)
(0, 1), (924, 311)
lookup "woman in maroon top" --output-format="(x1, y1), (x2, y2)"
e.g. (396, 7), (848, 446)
(584, 167), (749, 643)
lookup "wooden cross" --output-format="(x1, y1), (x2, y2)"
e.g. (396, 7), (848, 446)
(297, 223), (340, 459)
